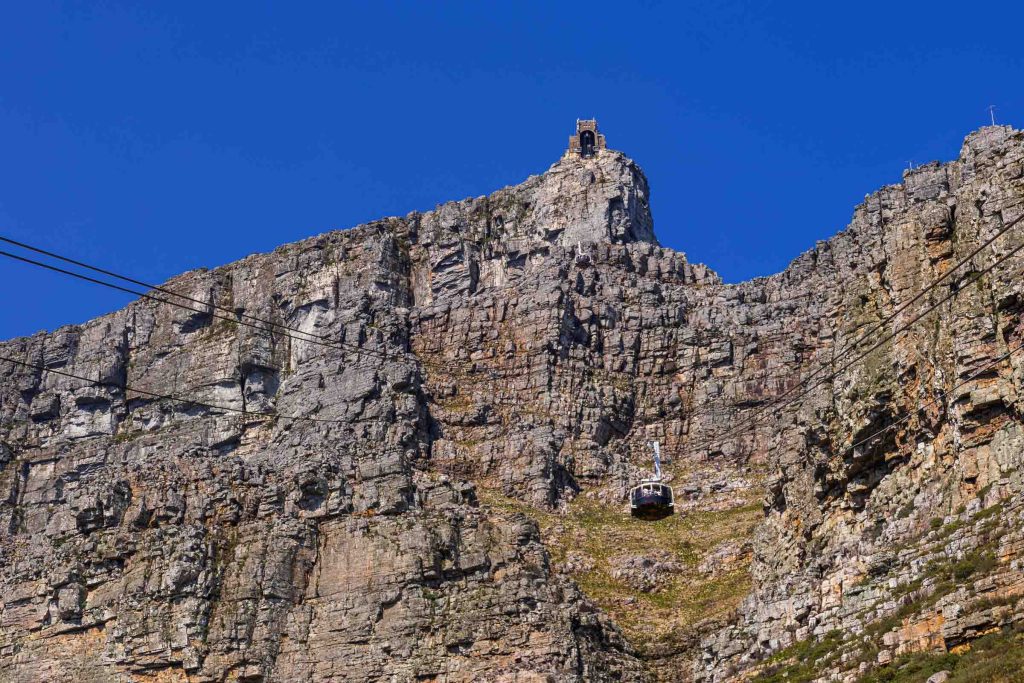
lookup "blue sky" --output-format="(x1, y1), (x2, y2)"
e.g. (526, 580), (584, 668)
(1, 1), (1022, 339)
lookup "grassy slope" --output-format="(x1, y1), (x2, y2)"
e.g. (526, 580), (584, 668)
(479, 471), (763, 655)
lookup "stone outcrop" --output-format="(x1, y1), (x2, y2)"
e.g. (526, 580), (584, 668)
(1, 126), (1023, 682)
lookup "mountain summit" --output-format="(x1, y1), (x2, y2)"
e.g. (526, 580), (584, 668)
(1, 124), (1023, 682)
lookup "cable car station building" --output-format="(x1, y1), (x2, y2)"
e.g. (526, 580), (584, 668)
(567, 119), (607, 158)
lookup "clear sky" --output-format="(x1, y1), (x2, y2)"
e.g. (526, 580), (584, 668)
(1, 1), (1022, 340)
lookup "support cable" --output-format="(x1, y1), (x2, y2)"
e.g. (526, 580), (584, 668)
(0, 247), (408, 363)
(687, 213), (1024, 454)
(839, 335), (1022, 459)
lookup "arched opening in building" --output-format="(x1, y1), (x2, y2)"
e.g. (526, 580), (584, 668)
(579, 130), (596, 158)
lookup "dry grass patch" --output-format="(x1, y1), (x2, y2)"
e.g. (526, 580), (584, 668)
(479, 476), (764, 652)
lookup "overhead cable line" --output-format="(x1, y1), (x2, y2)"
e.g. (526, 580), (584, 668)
(694, 238), (1024, 453)
(0, 237), (529, 375)
(0, 237), (721, 382)
(0, 247), (412, 364)
(0, 235), (341, 345)
(751, 337), (1023, 493)
(0, 233), (893, 379)
(840, 335), (1023, 459)
(0, 243), (556, 403)
(687, 212), (1024, 453)
(3, 211), (1021, 445)
(0, 236), (427, 363)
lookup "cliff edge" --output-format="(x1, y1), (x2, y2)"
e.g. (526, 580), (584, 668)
(1, 125), (1023, 682)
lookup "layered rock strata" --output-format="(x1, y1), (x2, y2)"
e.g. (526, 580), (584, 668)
(0, 126), (1022, 682)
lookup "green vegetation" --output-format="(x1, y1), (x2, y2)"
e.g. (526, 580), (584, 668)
(211, 317), (238, 336)
(112, 430), (136, 444)
(479, 478), (763, 651)
(857, 545), (1001, 636)
(860, 650), (959, 683)
(859, 626), (1024, 683)
(936, 518), (965, 539)
(483, 471), (1015, 679)
(755, 496), (1014, 683)
(925, 544), (998, 587)
(754, 623), (1024, 683)
(863, 597), (923, 641)
(950, 550), (997, 582)
(754, 631), (846, 683)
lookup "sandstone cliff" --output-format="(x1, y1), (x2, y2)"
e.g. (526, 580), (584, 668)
(1, 126), (1022, 682)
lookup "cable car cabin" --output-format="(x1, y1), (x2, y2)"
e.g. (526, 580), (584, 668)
(630, 480), (674, 520)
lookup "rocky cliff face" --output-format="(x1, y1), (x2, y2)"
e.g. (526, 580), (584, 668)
(1, 127), (1023, 682)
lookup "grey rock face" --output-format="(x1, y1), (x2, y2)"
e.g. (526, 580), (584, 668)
(0, 148), (658, 683)
(609, 553), (684, 593)
(694, 126), (1024, 681)
(2, 128), (1024, 682)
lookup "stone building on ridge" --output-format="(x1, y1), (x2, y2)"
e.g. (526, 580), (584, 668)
(567, 119), (607, 158)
